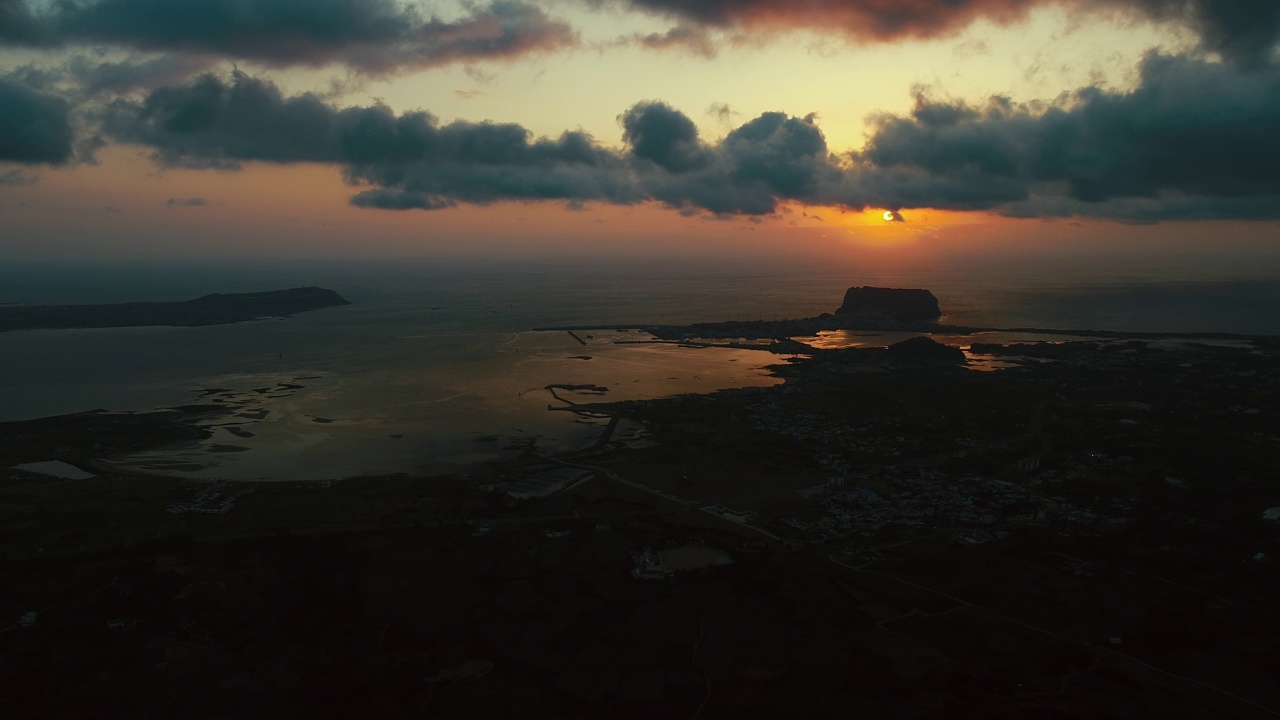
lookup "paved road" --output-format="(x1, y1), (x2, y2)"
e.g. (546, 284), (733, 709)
(550, 458), (784, 542)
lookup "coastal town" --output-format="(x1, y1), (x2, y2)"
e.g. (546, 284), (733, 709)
(2, 289), (1279, 718)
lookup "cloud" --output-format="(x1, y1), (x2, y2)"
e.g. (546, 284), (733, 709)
(0, 0), (578, 75)
(103, 70), (638, 203)
(625, 109), (838, 215)
(630, 24), (716, 56)
(851, 52), (1280, 218)
(706, 102), (738, 123)
(613, 0), (1280, 66)
(343, 122), (641, 208)
(620, 101), (710, 173)
(0, 79), (74, 164)
(102, 71), (358, 168)
(0, 0), (48, 45)
(349, 189), (457, 210)
(1113, 0), (1280, 67)
(0, 168), (38, 185)
(616, 0), (1040, 42)
(5, 0), (1276, 75)
(104, 57), (1280, 221)
(69, 54), (216, 95)
(885, 209), (904, 222)
(722, 111), (831, 196)
(166, 196), (206, 208)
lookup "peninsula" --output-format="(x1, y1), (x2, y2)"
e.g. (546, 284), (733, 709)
(0, 287), (351, 332)
(536, 285), (1268, 346)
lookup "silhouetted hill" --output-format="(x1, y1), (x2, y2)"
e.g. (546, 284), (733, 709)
(0, 287), (351, 332)
(836, 286), (941, 322)
(887, 335), (966, 363)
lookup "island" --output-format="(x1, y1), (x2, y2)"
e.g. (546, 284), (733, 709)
(0, 287), (351, 332)
(835, 286), (941, 322)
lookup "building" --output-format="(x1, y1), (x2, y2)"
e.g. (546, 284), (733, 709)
(631, 548), (671, 581)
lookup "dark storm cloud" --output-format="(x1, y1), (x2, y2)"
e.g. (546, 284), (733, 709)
(102, 72), (348, 168)
(0, 0), (578, 74)
(620, 101), (709, 173)
(614, 104), (843, 214)
(1117, 0), (1280, 67)
(615, 0), (1039, 41)
(104, 71), (481, 169)
(1001, 193), (1280, 222)
(5, 0), (1278, 72)
(612, 0), (1280, 66)
(853, 52), (1280, 216)
(69, 54), (215, 95)
(106, 57), (1280, 221)
(347, 102), (842, 214)
(104, 70), (835, 213)
(0, 80), (74, 164)
(104, 70), (641, 205)
(0, 62), (64, 92)
(622, 104), (845, 214)
(0, 0), (48, 45)
(721, 112), (833, 197)
(349, 189), (458, 210)
(342, 122), (641, 207)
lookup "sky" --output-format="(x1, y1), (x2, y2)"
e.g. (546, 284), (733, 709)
(2, 0), (1280, 260)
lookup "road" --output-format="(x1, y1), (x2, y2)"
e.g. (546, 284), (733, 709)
(549, 458), (784, 542)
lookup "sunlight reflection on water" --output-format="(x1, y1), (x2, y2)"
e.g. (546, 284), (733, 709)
(4, 256), (1278, 479)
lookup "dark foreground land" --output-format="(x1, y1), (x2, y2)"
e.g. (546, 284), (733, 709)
(2, 336), (1279, 718)
(0, 287), (350, 332)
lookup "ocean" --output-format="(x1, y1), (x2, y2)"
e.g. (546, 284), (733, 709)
(2, 252), (1279, 480)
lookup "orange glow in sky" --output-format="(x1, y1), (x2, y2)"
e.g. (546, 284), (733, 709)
(0, 3), (1276, 259)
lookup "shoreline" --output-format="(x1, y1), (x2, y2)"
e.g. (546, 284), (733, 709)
(3, 327), (1277, 718)
(535, 320), (1278, 343)
(6, 322), (1275, 486)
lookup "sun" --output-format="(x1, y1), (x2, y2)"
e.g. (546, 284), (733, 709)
(883, 211), (895, 222)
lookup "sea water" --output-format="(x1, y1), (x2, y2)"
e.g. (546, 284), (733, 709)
(2, 253), (1278, 480)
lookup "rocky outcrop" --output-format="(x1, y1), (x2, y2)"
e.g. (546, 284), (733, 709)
(886, 336), (966, 363)
(0, 286), (351, 332)
(835, 287), (941, 322)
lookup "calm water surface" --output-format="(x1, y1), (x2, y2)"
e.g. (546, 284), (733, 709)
(2, 254), (1277, 479)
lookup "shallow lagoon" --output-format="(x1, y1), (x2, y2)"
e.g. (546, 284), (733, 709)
(4, 255), (1278, 480)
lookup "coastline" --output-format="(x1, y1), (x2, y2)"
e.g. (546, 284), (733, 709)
(3, 326), (1278, 718)
(6, 314), (1277, 485)
(0, 287), (351, 333)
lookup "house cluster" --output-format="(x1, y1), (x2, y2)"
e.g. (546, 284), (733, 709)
(630, 547), (672, 581)
(781, 465), (1125, 541)
(167, 483), (252, 515)
(749, 404), (918, 458)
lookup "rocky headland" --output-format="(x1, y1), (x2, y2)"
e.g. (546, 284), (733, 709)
(0, 287), (351, 332)
(835, 286), (941, 322)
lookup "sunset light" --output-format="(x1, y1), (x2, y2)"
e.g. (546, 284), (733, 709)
(3, 2), (1280, 716)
